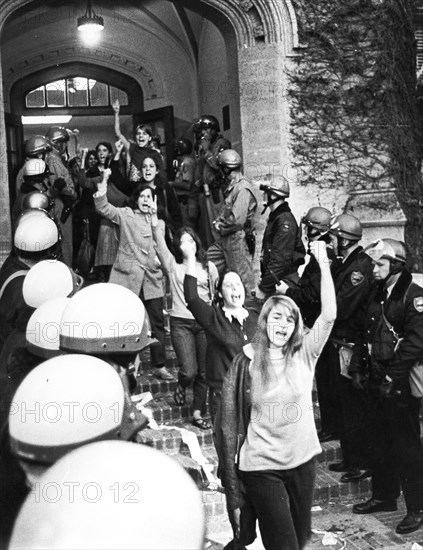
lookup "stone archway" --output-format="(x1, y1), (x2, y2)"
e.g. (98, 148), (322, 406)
(0, 0), (300, 262)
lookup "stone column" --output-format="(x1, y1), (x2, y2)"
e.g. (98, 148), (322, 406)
(0, 54), (12, 266)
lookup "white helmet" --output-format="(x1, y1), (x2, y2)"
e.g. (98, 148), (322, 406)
(10, 440), (205, 550)
(14, 215), (60, 258)
(23, 158), (47, 178)
(26, 297), (70, 358)
(9, 355), (125, 464)
(22, 260), (82, 308)
(60, 283), (149, 354)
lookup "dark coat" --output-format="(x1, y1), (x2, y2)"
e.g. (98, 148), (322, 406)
(331, 246), (373, 343)
(259, 202), (305, 295)
(287, 241), (340, 328)
(350, 269), (423, 386)
(183, 274), (257, 389)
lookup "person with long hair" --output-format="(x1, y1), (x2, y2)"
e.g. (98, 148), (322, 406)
(216, 240), (337, 550)
(140, 155), (182, 243)
(149, 199), (218, 427)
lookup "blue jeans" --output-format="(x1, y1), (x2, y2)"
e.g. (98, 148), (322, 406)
(240, 458), (316, 550)
(170, 316), (208, 414)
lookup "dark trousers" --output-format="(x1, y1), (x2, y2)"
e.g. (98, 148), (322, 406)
(240, 459), (316, 550)
(170, 316), (208, 414)
(315, 343), (341, 436)
(366, 385), (423, 511)
(338, 374), (371, 469)
(143, 297), (166, 368)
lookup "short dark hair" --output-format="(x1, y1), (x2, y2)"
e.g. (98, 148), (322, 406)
(214, 269), (245, 308)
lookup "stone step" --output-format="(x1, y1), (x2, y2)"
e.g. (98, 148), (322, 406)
(199, 461), (372, 518)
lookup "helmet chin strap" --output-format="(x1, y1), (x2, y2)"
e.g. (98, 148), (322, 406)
(261, 193), (282, 214)
(337, 236), (356, 252)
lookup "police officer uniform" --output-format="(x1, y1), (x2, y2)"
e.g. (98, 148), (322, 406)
(351, 240), (423, 533)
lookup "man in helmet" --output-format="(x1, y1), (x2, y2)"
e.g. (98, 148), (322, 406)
(0, 355), (150, 547)
(349, 239), (423, 534)
(14, 135), (52, 196)
(206, 149), (257, 294)
(320, 213), (373, 479)
(170, 138), (196, 226)
(11, 159), (52, 228)
(192, 115), (231, 247)
(45, 126), (77, 266)
(0, 214), (62, 356)
(252, 176), (305, 303)
(276, 206), (340, 328)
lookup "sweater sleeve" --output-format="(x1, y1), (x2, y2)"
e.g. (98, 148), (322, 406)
(93, 193), (121, 225)
(153, 223), (175, 275)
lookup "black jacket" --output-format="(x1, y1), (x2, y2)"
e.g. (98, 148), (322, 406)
(259, 202), (305, 295)
(331, 246), (373, 342)
(287, 242), (340, 328)
(350, 269), (423, 384)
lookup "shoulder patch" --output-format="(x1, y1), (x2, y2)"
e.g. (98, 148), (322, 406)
(414, 297), (423, 313)
(351, 271), (365, 286)
(282, 222), (291, 232)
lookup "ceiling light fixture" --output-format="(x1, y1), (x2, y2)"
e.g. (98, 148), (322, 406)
(77, 0), (104, 45)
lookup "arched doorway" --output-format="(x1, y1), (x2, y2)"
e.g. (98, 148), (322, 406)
(0, 0), (299, 262)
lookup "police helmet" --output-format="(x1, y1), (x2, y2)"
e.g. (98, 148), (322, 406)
(10, 440), (205, 550)
(174, 138), (193, 156)
(25, 135), (52, 157)
(22, 191), (51, 212)
(9, 355), (125, 464)
(22, 260), (82, 308)
(23, 158), (48, 179)
(197, 114), (220, 132)
(59, 283), (152, 355)
(364, 238), (406, 264)
(260, 175), (290, 198)
(329, 213), (362, 241)
(26, 297), (70, 359)
(217, 149), (242, 170)
(14, 215), (60, 258)
(45, 126), (70, 144)
(302, 207), (332, 233)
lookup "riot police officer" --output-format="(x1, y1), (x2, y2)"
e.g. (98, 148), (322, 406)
(277, 206), (339, 328)
(351, 239), (423, 535)
(254, 176), (305, 302)
(324, 213), (373, 480)
(206, 149), (257, 294)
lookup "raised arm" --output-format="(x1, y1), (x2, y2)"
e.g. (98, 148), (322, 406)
(93, 168), (121, 225)
(112, 100), (130, 152)
(150, 196), (175, 274)
(309, 239), (337, 327)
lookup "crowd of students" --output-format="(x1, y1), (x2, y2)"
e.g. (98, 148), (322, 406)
(1, 107), (423, 550)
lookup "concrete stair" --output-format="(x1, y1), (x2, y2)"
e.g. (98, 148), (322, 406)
(135, 343), (375, 519)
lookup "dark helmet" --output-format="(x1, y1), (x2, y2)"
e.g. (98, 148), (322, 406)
(45, 126), (70, 144)
(217, 149), (242, 170)
(302, 207), (332, 233)
(22, 191), (51, 212)
(365, 238), (406, 264)
(174, 138), (193, 156)
(329, 213), (362, 241)
(197, 115), (220, 132)
(25, 135), (52, 157)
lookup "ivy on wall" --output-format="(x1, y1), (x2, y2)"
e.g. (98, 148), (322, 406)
(290, 0), (423, 268)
